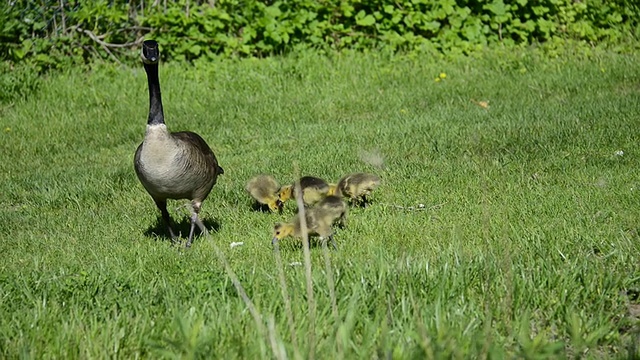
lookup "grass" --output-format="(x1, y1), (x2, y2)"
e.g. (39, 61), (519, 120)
(1, 48), (640, 358)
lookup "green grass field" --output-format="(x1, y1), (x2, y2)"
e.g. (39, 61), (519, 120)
(1, 48), (639, 358)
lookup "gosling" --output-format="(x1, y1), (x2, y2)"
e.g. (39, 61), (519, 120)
(272, 195), (347, 250)
(278, 176), (331, 208)
(245, 174), (283, 212)
(314, 195), (348, 228)
(134, 40), (224, 248)
(334, 172), (381, 206)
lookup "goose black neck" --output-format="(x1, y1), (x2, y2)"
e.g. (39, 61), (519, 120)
(144, 62), (164, 125)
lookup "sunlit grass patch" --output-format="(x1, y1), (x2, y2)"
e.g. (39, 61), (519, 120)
(1, 49), (639, 358)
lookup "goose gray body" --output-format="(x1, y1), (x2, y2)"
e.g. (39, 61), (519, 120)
(134, 40), (223, 247)
(134, 128), (220, 202)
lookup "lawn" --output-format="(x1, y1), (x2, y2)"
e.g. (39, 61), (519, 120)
(1, 48), (639, 358)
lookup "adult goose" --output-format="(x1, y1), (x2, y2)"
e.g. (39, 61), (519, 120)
(134, 40), (223, 247)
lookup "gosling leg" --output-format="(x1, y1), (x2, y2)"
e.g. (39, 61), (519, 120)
(337, 211), (347, 229)
(155, 200), (177, 243)
(328, 235), (338, 251)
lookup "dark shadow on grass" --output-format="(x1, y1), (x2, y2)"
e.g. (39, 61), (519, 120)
(272, 237), (339, 252)
(250, 201), (283, 214)
(251, 202), (272, 213)
(143, 216), (221, 243)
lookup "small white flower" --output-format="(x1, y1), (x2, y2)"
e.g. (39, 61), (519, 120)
(289, 262), (302, 267)
(230, 242), (244, 248)
(418, 203), (425, 208)
(614, 150), (624, 156)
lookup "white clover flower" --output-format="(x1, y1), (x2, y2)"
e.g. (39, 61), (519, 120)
(614, 150), (624, 156)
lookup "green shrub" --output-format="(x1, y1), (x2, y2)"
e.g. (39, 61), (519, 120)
(0, 0), (638, 69)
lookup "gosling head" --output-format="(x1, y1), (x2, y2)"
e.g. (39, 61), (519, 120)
(269, 199), (284, 213)
(141, 40), (160, 64)
(272, 222), (294, 245)
(278, 185), (293, 203)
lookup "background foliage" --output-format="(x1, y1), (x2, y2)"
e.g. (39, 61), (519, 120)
(0, 0), (638, 102)
(1, 0), (639, 69)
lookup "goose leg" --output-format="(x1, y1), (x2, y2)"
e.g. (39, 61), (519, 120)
(194, 216), (207, 234)
(192, 200), (208, 234)
(155, 200), (177, 242)
(186, 201), (208, 248)
(186, 212), (198, 248)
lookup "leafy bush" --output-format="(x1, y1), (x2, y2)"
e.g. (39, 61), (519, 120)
(0, 0), (638, 68)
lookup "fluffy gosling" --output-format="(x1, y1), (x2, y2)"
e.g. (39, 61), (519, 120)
(245, 174), (283, 212)
(314, 195), (348, 228)
(278, 176), (331, 207)
(334, 172), (381, 206)
(271, 196), (346, 249)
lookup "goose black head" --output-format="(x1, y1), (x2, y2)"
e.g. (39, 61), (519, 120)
(141, 40), (160, 64)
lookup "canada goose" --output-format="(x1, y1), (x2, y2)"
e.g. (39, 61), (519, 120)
(278, 176), (332, 207)
(134, 40), (223, 247)
(335, 173), (381, 206)
(271, 196), (346, 249)
(245, 174), (283, 212)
